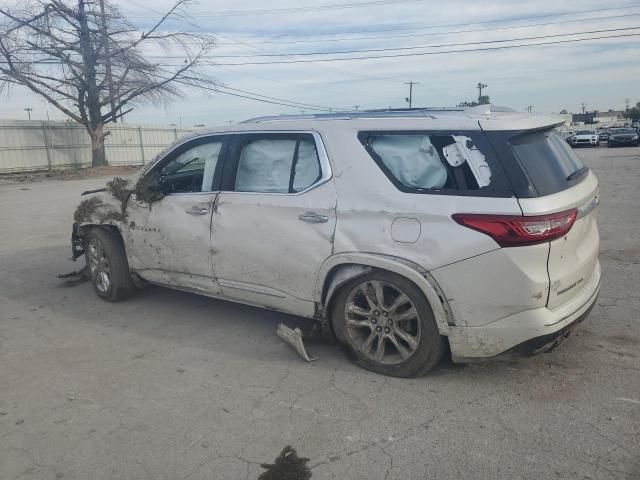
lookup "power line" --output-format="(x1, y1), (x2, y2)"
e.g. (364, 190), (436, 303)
(181, 4), (640, 35)
(179, 82), (336, 111)
(152, 67), (341, 111)
(127, 0), (423, 18)
(212, 11), (640, 45)
(148, 26), (640, 59)
(221, 26), (640, 58)
(205, 32), (640, 66)
(216, 84), (346, 111)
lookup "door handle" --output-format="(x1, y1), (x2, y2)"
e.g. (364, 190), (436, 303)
(298, 212), (329, 223)
(185, 205), (209, 215)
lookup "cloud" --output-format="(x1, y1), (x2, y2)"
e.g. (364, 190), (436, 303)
(2, 0), (639, 124)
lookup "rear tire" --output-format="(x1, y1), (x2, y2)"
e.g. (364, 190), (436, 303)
(85, 228), (136, 302)
(331, 271), (446, 377)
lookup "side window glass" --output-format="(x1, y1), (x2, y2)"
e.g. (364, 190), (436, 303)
(235, 136), (322, 193)
(293, 138), (321, 191)
(365, 134), (493, 192)
(160, 140), (223, 193)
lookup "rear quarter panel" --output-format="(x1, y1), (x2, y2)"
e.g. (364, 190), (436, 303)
(323, 126), (523, 271)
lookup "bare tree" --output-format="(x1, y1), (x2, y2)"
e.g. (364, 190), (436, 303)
(0, 0), (215, 166)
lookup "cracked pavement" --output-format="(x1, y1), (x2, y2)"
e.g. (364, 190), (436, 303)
(1, 147), (639, 480)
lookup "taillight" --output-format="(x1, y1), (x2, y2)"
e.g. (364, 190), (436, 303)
(452, 209), (578, 247)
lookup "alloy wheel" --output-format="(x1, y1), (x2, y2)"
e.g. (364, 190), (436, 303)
(344, 280), (422, 365)
(87, 237), (111, 294)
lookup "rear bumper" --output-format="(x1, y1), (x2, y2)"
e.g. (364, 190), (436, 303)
(448, 260), (601, 360)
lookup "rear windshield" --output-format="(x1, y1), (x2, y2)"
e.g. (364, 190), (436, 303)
(509, 129), (586, 196)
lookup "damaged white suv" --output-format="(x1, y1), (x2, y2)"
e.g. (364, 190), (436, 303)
(70, 107), (601, 377)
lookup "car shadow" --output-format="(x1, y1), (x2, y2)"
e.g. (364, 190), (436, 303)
(1, 244), (591, 381)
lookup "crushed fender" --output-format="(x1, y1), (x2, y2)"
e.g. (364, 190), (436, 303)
(277, 323), (318, 362)
(105, 177), (131, 203)
(134, 171), (164, 204)
(73, 197), (103, 223)
(105, 177), (132, 220)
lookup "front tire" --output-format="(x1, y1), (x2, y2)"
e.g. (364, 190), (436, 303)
(85, 228), (136, 302)
(331, 271), (446, 377)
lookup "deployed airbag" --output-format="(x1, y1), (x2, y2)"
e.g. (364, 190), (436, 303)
(369, 135), (448, 189)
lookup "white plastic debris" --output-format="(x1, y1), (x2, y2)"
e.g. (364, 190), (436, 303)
(276, 323), (318, 362)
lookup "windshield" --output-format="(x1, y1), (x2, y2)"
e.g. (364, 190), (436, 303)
(612, 128), (636, 134)
(510, 129), (587, 196)
(576, 130), (594, 135)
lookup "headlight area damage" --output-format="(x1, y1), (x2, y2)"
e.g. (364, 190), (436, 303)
(62, 175), (163, 286)
(62, 174), (324, 362)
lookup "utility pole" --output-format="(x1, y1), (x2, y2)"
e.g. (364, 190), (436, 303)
(625, 98), (630, 111)
(353, 105), (360, 111)
(404, 81), (419, 109)
(581, 102), (586, 114)
(477, 82), (487, 103)
(99, 0), (118, 122)
(24, 107), (33, 120)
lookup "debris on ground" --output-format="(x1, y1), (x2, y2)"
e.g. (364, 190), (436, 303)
(57, 265), (90, 286)
(277, 324), (318, 362)
(258, 446), (312, 480)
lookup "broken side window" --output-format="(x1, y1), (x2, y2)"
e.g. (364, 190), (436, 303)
(361, 132), (497, 194)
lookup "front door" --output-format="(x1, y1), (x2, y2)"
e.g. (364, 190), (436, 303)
(211, 132), (337, 317)
(123, 135), (227, 293)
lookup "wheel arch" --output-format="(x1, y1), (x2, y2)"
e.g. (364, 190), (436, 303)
(316, 253), (453, 335)
(73, 222), (128, 259)
(77, 222), (125, 245)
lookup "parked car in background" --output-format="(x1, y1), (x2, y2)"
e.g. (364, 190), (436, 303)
(70, 107), (601, 377)
(569, 130), (599, 147)
(608, 128), (640, 147)
(563, 131), (576, 144)
(597, 129), (609, 142)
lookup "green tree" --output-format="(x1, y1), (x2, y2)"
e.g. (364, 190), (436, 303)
(623, 102), (640, 123)
(457, 96), (490, 107)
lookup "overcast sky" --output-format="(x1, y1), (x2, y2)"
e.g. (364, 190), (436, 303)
(2, 0), (640, 126)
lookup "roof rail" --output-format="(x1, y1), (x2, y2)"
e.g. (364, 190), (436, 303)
(241, 105), (504, 123)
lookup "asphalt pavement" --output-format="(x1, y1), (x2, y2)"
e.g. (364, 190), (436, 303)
(0, 146), (639, 480)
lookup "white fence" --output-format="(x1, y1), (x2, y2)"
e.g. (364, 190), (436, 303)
(0, 120), (195, 174)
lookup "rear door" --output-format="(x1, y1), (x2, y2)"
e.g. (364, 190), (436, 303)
(210, 131), (337, 317)
(505, 129), (600, 310)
